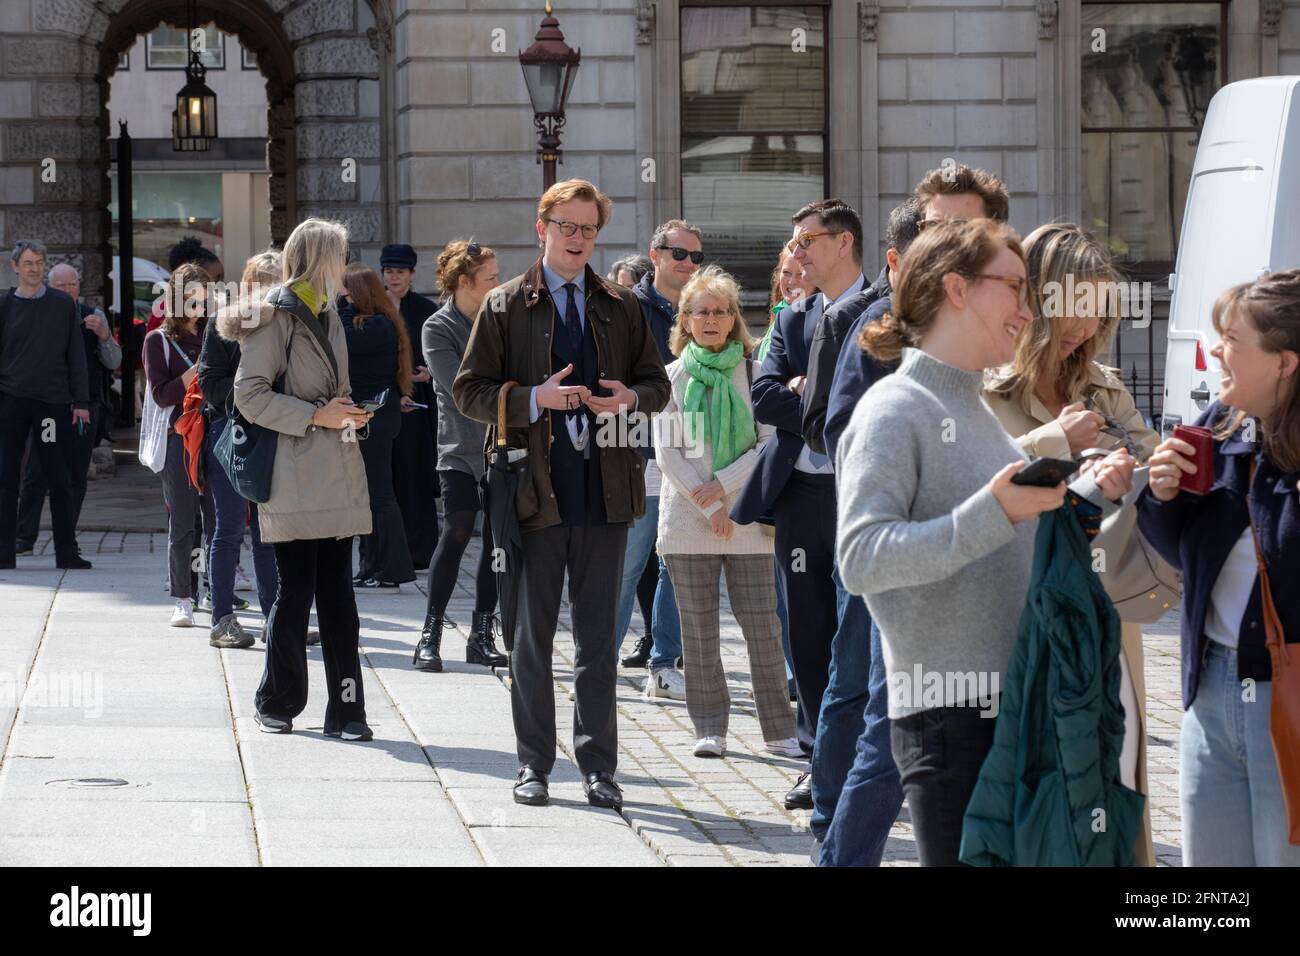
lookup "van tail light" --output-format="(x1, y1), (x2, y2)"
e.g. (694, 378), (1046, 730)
(1194, 339), (1208, 372)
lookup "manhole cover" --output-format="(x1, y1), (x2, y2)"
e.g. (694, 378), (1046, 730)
(46, 777), (134, 789)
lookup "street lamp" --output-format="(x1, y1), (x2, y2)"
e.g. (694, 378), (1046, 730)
(518, 1), (581, 189)
(172, 0), (218, 151)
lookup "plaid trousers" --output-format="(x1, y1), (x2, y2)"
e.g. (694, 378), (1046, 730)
(663, 552), (795, 742)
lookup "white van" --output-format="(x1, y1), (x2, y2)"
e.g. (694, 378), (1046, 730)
(1162, 76), (1300, 432)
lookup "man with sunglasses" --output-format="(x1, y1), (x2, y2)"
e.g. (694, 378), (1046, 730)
(616, 220), (703, 698)
(454, 179), (670, 811)
(732, 199), (866, 812)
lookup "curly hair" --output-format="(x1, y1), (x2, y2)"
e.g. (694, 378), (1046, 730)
(436, 238), (496, 303)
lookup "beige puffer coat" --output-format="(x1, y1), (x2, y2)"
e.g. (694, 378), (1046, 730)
(222, 285), (371, 543)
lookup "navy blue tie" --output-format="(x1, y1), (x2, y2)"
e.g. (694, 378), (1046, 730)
(562, 282), (583, 359)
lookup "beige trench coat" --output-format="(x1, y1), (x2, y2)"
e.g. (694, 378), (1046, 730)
(224, 288), (372, 544)
(983, 361), (1159, 867)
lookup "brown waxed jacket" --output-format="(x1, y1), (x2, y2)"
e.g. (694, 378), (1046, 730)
(452, 257), (671, 532)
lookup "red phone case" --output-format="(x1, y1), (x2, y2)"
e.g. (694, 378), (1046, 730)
(1173, 424), (1213, 495)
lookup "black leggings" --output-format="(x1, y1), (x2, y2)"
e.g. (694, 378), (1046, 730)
(425, 507), (497, 617)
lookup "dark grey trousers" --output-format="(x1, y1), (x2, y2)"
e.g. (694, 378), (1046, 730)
(511, 522), (627, 776)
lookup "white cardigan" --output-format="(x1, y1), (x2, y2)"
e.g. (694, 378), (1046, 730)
(653, 357), (775, 556)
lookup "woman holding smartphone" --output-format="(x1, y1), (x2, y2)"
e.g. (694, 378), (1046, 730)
(835, 219), (1133, 865)
(982, 222), (1160, 865)
(339, 262), (415, 592)
(231, 218), (375, 740)
(1137, 270), (1300, 866)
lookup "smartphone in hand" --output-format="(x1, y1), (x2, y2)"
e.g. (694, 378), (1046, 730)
(1010, 456), (1077, 487)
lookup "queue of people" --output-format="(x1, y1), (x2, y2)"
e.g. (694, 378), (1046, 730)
(4, 159), (1297, 868)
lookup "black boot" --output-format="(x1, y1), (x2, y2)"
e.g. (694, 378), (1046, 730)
(466, 611), (508, 667)
(413, 613), (444, 672)
(621, 634), (653, 668)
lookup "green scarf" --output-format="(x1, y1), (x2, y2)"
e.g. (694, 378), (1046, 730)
(682, 339), (755, 473)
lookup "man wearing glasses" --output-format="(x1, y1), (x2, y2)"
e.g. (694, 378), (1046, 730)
(616, 220), (704, 696)
(454, 179), (670, 810)
(732, 199), (866, 812)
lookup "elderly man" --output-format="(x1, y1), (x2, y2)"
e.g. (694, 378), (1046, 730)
(14, 264), (122, 554)
(0, 241), (93, 569)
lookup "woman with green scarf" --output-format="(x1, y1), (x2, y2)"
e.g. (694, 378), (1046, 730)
(653, 266), (798, 760)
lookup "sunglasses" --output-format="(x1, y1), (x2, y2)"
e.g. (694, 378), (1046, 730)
(656, 245), (705, 265)
(546, 219), (599, 240)
(786, 230), (842, 252)
(466, 242), (482, 258)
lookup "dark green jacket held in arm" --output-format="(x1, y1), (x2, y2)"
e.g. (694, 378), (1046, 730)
(960, 506), (1146, 867)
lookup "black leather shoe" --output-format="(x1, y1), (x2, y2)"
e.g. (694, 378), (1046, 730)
(584, 771), (623, 810)
(513, 767), (549, 806)
(621, 634), (653, 668)
(466, 611), (508, 667)
(783, 771), (813, 810)
(57, 555), (92, 570)
(413, 614), (444, 672)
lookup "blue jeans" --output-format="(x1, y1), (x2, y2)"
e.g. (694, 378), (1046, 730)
(1181, 641), (1300, 866)
(205, 419), (278, 620)
(818, 618), (903, 866)
(615, 495), (681, 671)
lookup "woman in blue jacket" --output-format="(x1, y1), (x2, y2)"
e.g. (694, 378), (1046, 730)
(1138, 269), (1300, 866)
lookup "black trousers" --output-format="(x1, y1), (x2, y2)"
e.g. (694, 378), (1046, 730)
(356, 400), (414, 584)
(772, 470), (839, 756)
(256, 535), (367, 734)
(511, 522), (627, 776)
(0, 393), (79, 562)
(890, 704), (998, 866)
(391, 406), (439, 569)
(16, 405), (99, 548)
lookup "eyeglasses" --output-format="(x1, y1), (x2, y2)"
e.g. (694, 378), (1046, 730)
(688, 308), (731, 320)
(786, 230), (842, 252)
(656, 245), (705, 265)
(545, 219), (599, 240)
(917, 217), (969, 233)
(962, 272), (1029, 307)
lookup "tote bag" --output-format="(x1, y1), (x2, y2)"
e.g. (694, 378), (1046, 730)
(137, 330), (192, 474)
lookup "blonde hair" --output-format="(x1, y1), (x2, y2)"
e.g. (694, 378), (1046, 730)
(987, 222), (1120, 410)
(670, 265), (756, 357)
(282, 218), (349, 303)
(241, 249), (281, 288)
(861, 219), (1023, 363)
(537, 179), (613, 232)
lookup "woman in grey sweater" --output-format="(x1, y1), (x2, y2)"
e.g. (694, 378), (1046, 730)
(835, 218), (1134, 866)
(415, 240), (507, 673)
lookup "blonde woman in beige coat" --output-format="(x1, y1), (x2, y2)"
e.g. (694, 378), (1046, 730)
(229, 218), (375, 741)
(983, 222), (1159, 866)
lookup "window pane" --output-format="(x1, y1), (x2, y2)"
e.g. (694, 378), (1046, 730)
(108, 171), (224, 271)
(682, 134), (823, 304)
(1081, 130), (1198, 267)
(147, 24), (223, 69)
(681, 6), (825, 133)
(1081, 3), (1221, 130)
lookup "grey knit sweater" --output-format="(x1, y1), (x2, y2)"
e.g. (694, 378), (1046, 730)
(836, 348), (1110, 718)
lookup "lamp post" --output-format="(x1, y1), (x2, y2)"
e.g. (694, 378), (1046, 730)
(172, 0), (218, 151)
(518, 1), (581, 190)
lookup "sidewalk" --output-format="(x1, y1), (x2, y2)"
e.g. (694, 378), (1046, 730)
(0, 460), (1186, 866)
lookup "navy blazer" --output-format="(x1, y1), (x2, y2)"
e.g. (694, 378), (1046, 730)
(731, 296), (822, 525)
(823, 295), (898, 465)
(1136, 402), (1300, 708)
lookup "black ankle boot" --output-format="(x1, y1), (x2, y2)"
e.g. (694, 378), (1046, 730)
(466, 611), (508, 667)
(414, 613), (444, 672)
(622, 634), (653, 668)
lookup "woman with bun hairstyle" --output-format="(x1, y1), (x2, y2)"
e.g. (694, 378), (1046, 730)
(414, 239), (508, 672)
(835, 218), (1135, 865)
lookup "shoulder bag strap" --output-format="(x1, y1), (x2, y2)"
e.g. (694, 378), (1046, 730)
(1247, 457), (1288, 659)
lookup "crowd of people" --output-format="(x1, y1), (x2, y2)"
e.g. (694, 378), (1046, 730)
(2, 160), (1298, 866)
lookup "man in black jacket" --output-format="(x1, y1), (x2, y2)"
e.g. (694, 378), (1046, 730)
(15, 263), (121, 553)
(0, 240), (92, 570)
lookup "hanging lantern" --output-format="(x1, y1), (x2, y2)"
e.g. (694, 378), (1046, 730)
(172, 3), (218, 151)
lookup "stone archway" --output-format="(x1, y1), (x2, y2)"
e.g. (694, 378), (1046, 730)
(0, 0), (392, 309)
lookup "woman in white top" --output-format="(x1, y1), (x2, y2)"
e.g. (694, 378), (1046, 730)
(654, 266), (798, 759)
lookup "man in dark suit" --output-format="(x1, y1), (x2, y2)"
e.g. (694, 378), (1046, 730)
(733, 199), (866, 810)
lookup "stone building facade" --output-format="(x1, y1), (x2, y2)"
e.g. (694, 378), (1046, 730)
(2, 0), (1300, 339)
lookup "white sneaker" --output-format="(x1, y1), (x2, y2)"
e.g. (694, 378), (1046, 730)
(170, 599), (195, 628)
(645, 667), (686, 701)
(234, 565), (253, 592)
(197, 592), (212, 612)
(764, 737), (803, 758)
(693, 735), (725, 758)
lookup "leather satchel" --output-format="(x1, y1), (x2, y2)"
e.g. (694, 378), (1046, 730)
(1248, 459), (1300, 845)
(1092, 467), (1182, 624)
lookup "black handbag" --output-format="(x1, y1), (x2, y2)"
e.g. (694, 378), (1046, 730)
(214, 330), (293, 503)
